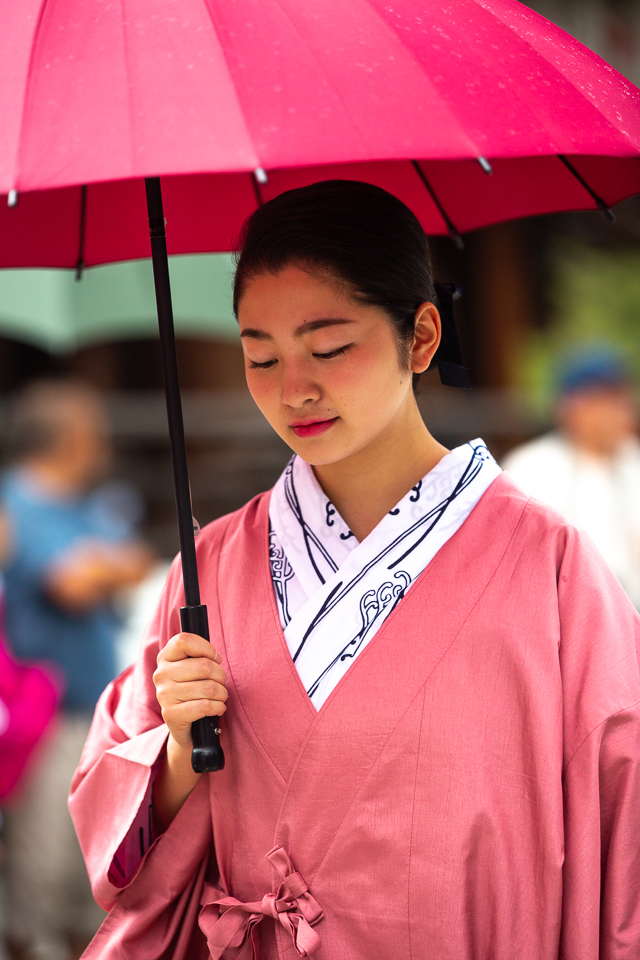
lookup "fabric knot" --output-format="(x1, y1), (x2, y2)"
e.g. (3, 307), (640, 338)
(199, 846), (323, 960)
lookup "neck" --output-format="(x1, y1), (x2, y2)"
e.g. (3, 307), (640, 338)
(313, 398), (448, 541)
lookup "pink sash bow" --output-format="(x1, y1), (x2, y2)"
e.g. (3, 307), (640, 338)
(199, 846), (324, 959)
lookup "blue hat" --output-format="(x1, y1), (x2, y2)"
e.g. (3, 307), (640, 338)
(557, 346), (630, 396)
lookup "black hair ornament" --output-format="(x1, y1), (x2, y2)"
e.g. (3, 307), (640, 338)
(432, 281), (471, 388)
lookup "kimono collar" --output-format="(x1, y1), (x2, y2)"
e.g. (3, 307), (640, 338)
(269, 440), (501, 709)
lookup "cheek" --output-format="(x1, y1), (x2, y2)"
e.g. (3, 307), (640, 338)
(329, 343), (406, 407)
(245, 369), (275, 408)
(244, 369), (289, 430)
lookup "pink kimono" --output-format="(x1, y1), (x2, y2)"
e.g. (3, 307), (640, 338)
(69, 474), (640, 959)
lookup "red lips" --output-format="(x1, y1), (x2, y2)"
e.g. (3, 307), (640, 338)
(290, 417), (338, 438)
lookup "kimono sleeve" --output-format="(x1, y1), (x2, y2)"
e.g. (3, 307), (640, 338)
(557, 525), (640, 958)
(68, 551), (211, 912)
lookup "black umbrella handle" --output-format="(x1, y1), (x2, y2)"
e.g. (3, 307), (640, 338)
(145, 176), (225, 774)
(180, 604), (225, 773)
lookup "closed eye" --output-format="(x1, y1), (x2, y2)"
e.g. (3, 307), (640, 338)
(248, 343), (353, 369)
(313, 344), (353, 360)
(248, 358), (277, 370)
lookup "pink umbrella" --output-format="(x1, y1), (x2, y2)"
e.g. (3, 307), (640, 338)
(1, 0), (639, 771)
(1, 0), (639, 265)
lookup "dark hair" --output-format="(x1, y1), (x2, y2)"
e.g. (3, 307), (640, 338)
(233, 180), (436, 370)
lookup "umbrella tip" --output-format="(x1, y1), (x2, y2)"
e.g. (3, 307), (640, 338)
(254, 167), (268, 185)
(7, 189), (18, 207)
(477, 156), (493, 175)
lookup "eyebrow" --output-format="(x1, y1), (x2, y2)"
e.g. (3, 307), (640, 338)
(239, 318), (355, 341)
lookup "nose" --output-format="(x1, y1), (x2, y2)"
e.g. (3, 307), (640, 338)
(280, 358), (321, 409)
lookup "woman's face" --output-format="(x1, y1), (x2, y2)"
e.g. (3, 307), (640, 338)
(237, 265), (438, 466)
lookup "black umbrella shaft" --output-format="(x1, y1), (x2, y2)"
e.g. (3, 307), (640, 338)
(145, 177), (200, 606)
(145, 177), (224, 774)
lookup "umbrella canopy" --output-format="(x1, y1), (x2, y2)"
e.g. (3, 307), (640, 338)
(1, 0), (639, 268)
(0, 255), (237, 353)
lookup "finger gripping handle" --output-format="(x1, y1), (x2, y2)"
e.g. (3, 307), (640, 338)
(180, 604), (225, 773)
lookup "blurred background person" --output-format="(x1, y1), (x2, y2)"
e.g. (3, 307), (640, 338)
(0, 379), (154, 960)
(503, 347), (640, 608)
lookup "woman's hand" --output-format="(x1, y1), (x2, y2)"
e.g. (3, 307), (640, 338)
(152, 633), (228, 830)
(153, 632), (228, 748)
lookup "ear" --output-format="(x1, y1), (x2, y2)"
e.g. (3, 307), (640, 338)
(410, 302), (441, 374)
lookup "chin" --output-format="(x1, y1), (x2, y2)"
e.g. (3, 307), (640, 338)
(282, 434), (342, 466)
(271, 418), (367, 466)
(291, 435), (369, 468)
(292, 447), (346, 467)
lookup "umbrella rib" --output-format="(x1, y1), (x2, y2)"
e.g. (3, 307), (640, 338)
(412, 161), (464, 249)
(191, 6), (272, 177)
(75, 185), (88, 280)
(470, 0), (640, 156)
(251, 171), (264, 208)
(268, 0), (372, 158)
(364, 1), (483, 159)
(119, 1), (140, 175)
(11, 0), (52, 193)
(557, 155), (616, 222)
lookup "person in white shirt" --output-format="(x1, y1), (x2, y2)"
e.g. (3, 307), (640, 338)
(504, 348), (640, 607)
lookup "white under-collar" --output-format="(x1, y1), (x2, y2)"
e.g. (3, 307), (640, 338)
(269, 440), (501, 709)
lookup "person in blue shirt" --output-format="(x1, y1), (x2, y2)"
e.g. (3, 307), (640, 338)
(1, 378), (153, 960)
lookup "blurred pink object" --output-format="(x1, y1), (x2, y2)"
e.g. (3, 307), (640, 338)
(0, 0), (639, 267)
(0, 621), (61, 800)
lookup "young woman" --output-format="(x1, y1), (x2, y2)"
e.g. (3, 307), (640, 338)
(70, 181), (640, 960)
